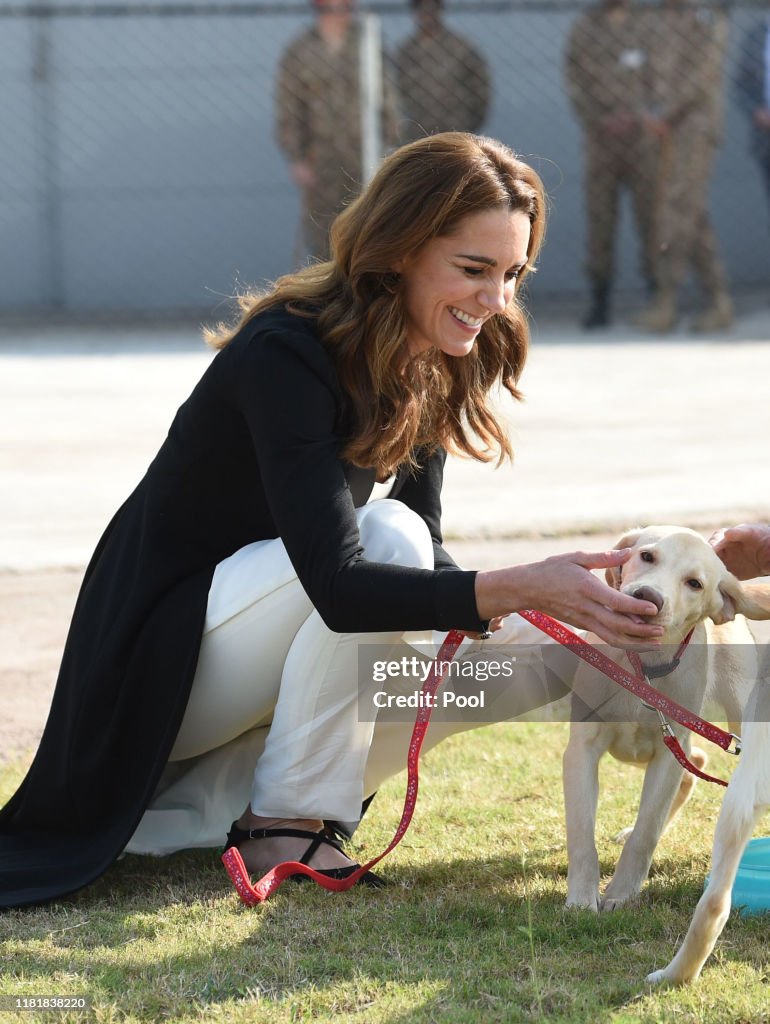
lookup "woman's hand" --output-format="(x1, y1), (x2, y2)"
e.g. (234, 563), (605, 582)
(709, 524), (770, 580)
(474, 547), (665, 649)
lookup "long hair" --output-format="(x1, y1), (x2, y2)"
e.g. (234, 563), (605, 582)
(206, 132), (547, 476)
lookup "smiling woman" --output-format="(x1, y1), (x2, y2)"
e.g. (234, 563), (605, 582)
(0, 133), (663, 910)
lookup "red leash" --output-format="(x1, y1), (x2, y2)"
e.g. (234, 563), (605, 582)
(222, 628), (467, 904)
(517, 609), (741, 786)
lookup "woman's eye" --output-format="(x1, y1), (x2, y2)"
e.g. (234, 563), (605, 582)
(640, 550), (654, 563)
(462, 266), (484, 277)
(686, 578), (703, 590)
(505, 271), (520, 282)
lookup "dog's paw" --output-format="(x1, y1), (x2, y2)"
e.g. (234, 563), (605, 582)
(645, 968), (679, 987)
(612, 826), (633, 845)
(565, 892), (599, 912)
(600, 891), (640, 912)
(645, 969), (667, 985)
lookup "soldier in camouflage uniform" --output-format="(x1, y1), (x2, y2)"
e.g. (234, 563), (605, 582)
(565, 0), (657, 329)
(637, 0), (733, 332)
(395, 0), (490, 143)
(275, 0), (400, 261)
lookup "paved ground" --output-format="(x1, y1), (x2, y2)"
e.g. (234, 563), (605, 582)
(2, 305), (769, 767)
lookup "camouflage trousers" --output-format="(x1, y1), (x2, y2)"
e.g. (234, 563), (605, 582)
(653, 130), (729, 294)
(583, 130), (658, 284)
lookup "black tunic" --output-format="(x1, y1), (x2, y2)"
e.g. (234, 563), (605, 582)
(0, 308), (485, 908)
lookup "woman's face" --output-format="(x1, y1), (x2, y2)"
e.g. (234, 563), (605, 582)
(398, 206), (531, 359)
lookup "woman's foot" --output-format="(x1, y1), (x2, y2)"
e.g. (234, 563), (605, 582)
(232, 811), (357, 875)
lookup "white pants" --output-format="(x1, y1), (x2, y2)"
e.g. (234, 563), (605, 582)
(126, 500), (575, 855)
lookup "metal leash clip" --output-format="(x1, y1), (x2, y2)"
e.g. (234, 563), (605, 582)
(726, 733), (742, 756)
(641, 701), (676, 740)
(641, 700), (743, 756)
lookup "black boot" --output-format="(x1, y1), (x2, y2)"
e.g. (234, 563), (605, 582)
(582, 280), (610, 329)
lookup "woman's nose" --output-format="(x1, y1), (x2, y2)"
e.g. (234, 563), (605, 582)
(479, 278), (508, 313)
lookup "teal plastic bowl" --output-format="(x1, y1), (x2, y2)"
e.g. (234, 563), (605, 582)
(722, 837), (770, 917)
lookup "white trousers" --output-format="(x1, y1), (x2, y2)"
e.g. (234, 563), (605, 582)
(126, 500), (574, 855)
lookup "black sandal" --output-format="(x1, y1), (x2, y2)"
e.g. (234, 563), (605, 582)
(223, 823), (385, 888)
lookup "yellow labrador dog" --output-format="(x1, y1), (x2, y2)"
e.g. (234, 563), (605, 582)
(563, 525), (770, 916)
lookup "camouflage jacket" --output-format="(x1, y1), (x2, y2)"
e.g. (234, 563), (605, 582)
(565, 4), (652, 130)
(646, 4), (729, 138)
(395, 25), (490, 141)
(275, 22), (401, 177)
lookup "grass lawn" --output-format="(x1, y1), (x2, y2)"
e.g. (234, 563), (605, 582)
(1, 723), (769, 1024)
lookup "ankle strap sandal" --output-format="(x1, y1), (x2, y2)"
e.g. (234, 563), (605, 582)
(223, 822), (385, 889)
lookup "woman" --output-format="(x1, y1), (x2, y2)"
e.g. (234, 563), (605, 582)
(0, 133), (662, 907)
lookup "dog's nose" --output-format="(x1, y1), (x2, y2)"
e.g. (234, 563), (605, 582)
(631, 586), (665, 612)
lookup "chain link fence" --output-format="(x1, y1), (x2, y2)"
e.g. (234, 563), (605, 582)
(1, 0), (768, 319)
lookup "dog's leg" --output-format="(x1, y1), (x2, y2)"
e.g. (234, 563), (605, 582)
(647, 788), (760, 985)
(613, 747), (706, 846)
(647, 684), (770, 985)
(601, 748), (684, 911)
(563, 723), (604, 911)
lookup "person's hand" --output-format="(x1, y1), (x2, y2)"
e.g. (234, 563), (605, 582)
(475, 548), (665, 650)
(517, 548), (665, 648)
(709, 524), (770, 580)
(291, 161), (316, 189)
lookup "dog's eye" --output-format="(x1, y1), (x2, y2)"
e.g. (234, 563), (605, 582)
(686, 578), (703, 590)
(640, 551), (654, 563)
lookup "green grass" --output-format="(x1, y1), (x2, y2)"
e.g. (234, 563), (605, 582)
(2, 723), (769, 1024)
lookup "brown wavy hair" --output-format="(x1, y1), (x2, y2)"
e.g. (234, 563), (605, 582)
(206, 132), (547, 477)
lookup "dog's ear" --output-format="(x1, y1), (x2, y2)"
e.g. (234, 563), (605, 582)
(710, 575), (770, 624)
(605, 527), (646, 588)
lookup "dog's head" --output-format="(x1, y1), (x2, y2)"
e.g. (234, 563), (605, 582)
(605, 525), (770, 634)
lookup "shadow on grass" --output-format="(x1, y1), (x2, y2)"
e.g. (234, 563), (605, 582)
(5, 844), (768, 1023)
